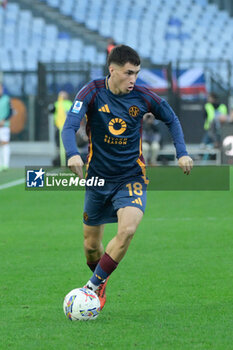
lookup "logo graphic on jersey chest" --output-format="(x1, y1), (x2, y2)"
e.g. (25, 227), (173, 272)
(108, 118), (127, 135)
(129, 105), (140, 117)
(98, 104), (110, 113)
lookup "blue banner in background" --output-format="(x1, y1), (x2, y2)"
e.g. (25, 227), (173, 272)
(138, 68), (206, 96)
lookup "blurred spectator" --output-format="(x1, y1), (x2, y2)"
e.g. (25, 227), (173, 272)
(201, 93), (227, 148)
(229, 109), (233, 123)
(0, 83), (12, 171)
(104, 38), (116, 75)
(0, 0), (7, 8)
(48, 91), (72, 166)
(106, 38), (116, 57)
(142, 113), (162, 165)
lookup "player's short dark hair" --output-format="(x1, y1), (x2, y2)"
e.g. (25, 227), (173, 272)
(107, 45), (141, 67)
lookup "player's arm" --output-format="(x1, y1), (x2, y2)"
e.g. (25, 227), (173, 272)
(62, 98), (88, 178)
(67, 154), (84, 178)
(151, 98), (193, 175)
(177, 155), (193, 175)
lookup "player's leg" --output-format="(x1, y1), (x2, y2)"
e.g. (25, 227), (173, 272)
(83, 223), (108, 309)
(85, 206), (143, 309)
(86, 178), (146, 291)
(1, 141), (10, 170)
(86, 206), (143, 291)
(105, 206), (143, 262)
(84, 223), (105, 271)
(0, 141), (10, 171)
(0, 127), (10, 170)
(84, 178), (146, 309)
(0, 143), (3, 170)
(0, 128), (4, 170)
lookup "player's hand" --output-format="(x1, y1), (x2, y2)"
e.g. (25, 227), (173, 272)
(178, 155), (193, 175)
(67, 155), (84, 178)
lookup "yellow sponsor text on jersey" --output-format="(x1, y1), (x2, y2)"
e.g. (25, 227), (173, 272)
(104, 135), (128, 145)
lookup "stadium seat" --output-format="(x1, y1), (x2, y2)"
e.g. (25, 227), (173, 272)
(47, 0), (59, 8)
(72, 0), (88, 23)
(96, 52), (106, 65)
(44, 25), (58, 42)
(0, 49), (12, 71)
(195, 0), (207, 5)
(24, 74), (38, 95)
(11, 49), (25, 71)
(60, 0), (74, 16)
(3, 26), (16, 49)
(3, 74), (23, 96)
(86, 16), (99, 31)
(82, 45), (97, 64)
(39, 46), (54, 63)
(99, 19), (112, 38)
(25, 49), (39, 70)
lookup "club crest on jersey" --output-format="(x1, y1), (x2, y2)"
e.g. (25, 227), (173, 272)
(108, 118), (127, 136)
(129, 105), (140, 117)
(72, 101), (83, 114)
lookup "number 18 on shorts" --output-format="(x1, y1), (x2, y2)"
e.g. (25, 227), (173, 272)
(83, 176), (147, 226)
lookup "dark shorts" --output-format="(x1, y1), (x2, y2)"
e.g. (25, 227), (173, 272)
(83, 176), (147, 226)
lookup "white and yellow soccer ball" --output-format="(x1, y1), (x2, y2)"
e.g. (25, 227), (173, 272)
(63, 287), (101, 321)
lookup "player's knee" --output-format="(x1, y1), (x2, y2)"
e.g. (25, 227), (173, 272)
(117, 224), (136, 245)
(84, 239), (100, 255)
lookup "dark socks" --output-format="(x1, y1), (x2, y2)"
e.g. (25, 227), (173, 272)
(87, 259), (100, 272)
(89, 252), (118, 288)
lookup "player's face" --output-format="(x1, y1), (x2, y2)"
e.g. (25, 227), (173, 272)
(109, 63), (140, 94)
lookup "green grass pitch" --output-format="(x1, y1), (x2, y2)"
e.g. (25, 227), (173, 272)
(0, 168), (233, 350)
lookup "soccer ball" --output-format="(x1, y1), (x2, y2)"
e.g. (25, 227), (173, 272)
(63, 287), (101, 321)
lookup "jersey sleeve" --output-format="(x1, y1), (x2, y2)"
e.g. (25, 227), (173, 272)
(144, 91), (188, 159)
(62, 83), (93, 159)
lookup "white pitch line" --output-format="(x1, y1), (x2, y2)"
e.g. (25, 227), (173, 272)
(0, 178), (25, 190)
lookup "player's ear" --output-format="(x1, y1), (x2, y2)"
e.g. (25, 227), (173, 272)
(108, 65), (114, 75)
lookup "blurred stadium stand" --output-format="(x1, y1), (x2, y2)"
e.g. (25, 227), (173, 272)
(0, 0), (233, 165)
(34, 0), (233, 88)
(0, 0), (232, 92)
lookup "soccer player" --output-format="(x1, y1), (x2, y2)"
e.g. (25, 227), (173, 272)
(62, 45), (193, 309)
(0, 83), (12, 171)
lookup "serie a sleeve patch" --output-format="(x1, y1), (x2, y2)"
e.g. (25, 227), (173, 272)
(72, 101), (83, 114)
